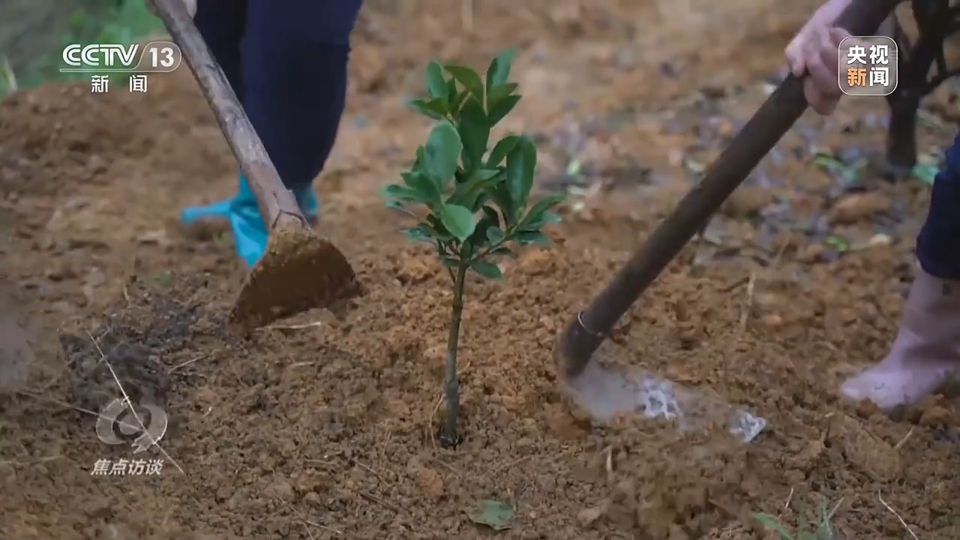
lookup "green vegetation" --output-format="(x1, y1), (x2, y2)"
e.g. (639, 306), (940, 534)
(0, 0), (162, 99)
(755, 498), (841, 540)
(381, 50), (565, 446)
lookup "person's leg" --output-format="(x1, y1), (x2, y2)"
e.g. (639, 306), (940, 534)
(193, 0), (246, 96)
(841, 133), (960, 409)
(916, 136), (960, 281)
(180, 0), (249, 227)
(225, 0), (362, 267)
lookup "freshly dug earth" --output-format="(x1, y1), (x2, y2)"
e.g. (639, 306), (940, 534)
(2, 1), (959, 539)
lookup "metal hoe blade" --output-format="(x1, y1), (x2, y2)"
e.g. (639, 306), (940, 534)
(229, 221), (360, 330)
(561, 344), (766, 443)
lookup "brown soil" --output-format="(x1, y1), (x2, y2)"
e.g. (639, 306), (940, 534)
(2, 1), (959, 539)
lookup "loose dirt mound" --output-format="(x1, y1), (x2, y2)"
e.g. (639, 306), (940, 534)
(2, 1), (959, 539)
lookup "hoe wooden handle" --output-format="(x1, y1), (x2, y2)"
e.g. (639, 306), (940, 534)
(558, 0), (904, 377)
(151, 0), (306, 229)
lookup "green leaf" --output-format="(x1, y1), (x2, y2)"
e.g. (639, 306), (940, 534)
(471, 260), (502, 279)
(474, 193), (491, 209)
(486, 48), (515, 94)
(458, 98), (490, 174)
(449, 168), (500, 210)
(487, 135), (520, 168)
(811, 152), (861, 185)
(446, 78), (459, 110)
(415, 144), (426, 166)
(408, 98), (446, 119)
(470, 499), (513, 531)
(470, 210), (500, 247)
(446, 77), (470, 114)
(453, 91), (470, 114)
(520, 194), (565, 230)
(427, 214), (454, 241)
(445, 65), (484, 101)
(400, 171), (441, 205)
(486, 226), (505, 244)
(516, 231), (550, 246)
(816, 501), (834, 538)
(505, 136), (537, 215)
(811, 153), (843, 169)
(912, 163), (938, 185)
(542, 211), (562, 225)
(426, 61), (448, 101)
(489, 94), (521, 126)
(753, 514), (795, 540)
(382, 184), (425, 203)
(490, 184), (515, 227)
(461, 241), (476, 259)
(384, 200), (419, 218)
(481, 205), (501, 228)
(441, 255), (459, 268)
(440, 204), (476, 241)
(424, 121), (463, 190)
(487, 83), (518, 108)
(491, 246), (515, 258)
(824, 234), (849, 252)
(404, 226), (434, 243)
(796, 500), (808, 536)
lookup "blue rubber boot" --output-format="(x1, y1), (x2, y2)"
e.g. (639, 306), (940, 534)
(180, 173), (319, 267)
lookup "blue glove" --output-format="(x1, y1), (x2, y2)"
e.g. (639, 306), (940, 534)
(181, 173), (319, 267)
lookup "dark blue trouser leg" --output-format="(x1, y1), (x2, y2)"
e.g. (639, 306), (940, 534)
(241, 0), (362, 192)
(917, 133), (960, 280)
(193, 0), (246, 101)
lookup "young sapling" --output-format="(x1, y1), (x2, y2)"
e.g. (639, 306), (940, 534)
(381, 49), (565, 446)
